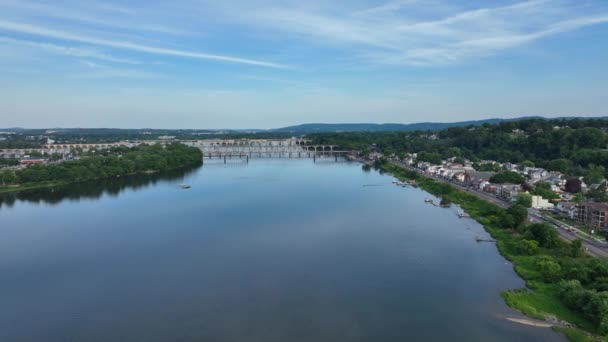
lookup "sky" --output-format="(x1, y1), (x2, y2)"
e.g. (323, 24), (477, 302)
(0, 0), (607, 129)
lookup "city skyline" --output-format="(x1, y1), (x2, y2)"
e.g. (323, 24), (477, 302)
(1, 0), (608, 128)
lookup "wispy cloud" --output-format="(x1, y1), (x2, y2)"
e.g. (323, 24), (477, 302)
(0, 19), (289, 68)
(0, 36), (139, 64)
(242, 0), (608, 65)
(74, 60), (162, 79)
(0, 0), (187, 35)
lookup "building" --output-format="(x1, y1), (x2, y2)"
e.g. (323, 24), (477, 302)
(20, 157), (46, 165)
(577, 202), (608, 231)
(498, 183), (521, 201)
(556, 202), (577, 219)
(464, 171), (495, 185)
(531, 195), (554, 209)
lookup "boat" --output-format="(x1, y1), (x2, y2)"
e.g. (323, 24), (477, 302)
(424, 198), (433, 203)
(458, 212), (470, 218)
(180, 184), (191, 189)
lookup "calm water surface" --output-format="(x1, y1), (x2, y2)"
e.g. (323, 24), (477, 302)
(0, 159), (562, 341)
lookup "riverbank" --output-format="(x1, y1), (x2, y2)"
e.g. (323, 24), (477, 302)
(374, 160), (603, 342)
(0, 180), (68, 194)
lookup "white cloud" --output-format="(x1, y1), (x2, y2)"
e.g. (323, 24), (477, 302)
(240, 0), (608, 65)
(0, 36), (139, 64)
(0, 19), (289, 69)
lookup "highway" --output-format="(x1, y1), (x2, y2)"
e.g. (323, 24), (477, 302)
(388, 160), (608, 258)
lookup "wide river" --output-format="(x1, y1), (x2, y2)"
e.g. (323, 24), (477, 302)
(0, 159), (562, 341)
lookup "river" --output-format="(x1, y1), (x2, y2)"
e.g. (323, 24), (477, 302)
(0, 158), (562, 341)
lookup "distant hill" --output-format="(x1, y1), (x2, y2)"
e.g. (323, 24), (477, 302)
(272, 118), (512, 133)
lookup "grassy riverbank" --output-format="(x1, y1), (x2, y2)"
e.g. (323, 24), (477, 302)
(375, 160), (605, 341)
(0, 180), (68, 194)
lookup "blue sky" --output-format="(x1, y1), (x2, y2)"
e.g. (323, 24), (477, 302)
(0, 0), (607, 129)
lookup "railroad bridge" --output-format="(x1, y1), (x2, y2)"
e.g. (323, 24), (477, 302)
(1, 138), (345, 159)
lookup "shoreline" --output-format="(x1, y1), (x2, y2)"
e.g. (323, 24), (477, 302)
(0, 164), (202, 195)
(372, 159), (602, 341)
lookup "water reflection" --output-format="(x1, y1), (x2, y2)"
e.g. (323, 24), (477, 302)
(0, 166), (201, 209)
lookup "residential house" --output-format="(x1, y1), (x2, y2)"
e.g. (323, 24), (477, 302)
(498, 183), (522, 201)
(484, 184), (498, 194)
(527, 168), (549, 183)
(464, 171), (495, 186)
(556, 202), (577, 219)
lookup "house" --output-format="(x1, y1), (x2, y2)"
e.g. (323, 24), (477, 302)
(417, 161), (431, 170)
(484, 184), (498, 194)
(556, 202), (577, 219)
(532, 195), (554, 209)
(464, 171), (495, 185)
(498, 184), (521, 201)
(528, 168), (549, 183)
(454, 172), (466, 183)
(504, 162), (519, 172)
(577, 202), (608, 231)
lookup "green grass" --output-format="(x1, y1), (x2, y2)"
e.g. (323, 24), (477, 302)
(377, 160), (602, 341)
(553, 326), (599, 342)
(0, 180), (67, 194)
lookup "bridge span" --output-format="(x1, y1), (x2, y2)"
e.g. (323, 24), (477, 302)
(1, 138), (345, 159)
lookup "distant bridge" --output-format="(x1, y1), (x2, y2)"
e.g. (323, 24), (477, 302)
(0, 138), (348, 159)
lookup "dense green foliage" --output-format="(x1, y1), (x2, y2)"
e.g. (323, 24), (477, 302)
(0, 143), (202, 189)
(530, 181), (560, 201)
(516, 193), (533, 208)
(310, 118), (608, 179)
(0, 158), (19, 167)
(490, 171), (525, 184)
(375, 159), (608, 338)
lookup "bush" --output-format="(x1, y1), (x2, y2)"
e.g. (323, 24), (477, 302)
(536, 257), (562, 282)
(525, 223), (560, 249)
(516, 193), (533, 208)
(515, 239), (539, 255)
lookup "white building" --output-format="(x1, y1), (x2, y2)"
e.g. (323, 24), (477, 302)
(532, 195), (554, 209)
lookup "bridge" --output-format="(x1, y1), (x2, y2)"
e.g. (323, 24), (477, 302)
(0, 138), (347, 160)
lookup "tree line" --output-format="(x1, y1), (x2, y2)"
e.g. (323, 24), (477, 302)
(0, 143), (202, 187)
(309, 118), (608, 180)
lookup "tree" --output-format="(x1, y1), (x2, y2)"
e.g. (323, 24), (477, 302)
(520, 160), (535, 169)
(417, 151), (443, 165)
(565, 177), (583, 193)
(490, 171), (525, 184)
(585, 164), (606, 185)
(526, 223), (560, 248)
(447, 147), (462, 157)
(588, 182), (608, 202)
(537, 257), (562, 282)
(558, 279), (587, 309)
(530, 183), (560, 201)
(547, 159), (572, 174)
(515, 239), (539, 255)
(507, 204), (529, 227)
(516, 193), (533, 208)
(570, 239), (583, 258)
(0, 170), (17, 186)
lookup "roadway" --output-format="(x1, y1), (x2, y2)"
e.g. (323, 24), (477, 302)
(388, 159), (608, 258)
